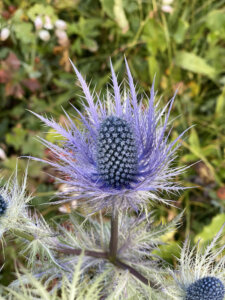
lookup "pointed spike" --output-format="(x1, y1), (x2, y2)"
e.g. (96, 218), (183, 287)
(110, 59), (122, 116)
(69, 58), (99, 125)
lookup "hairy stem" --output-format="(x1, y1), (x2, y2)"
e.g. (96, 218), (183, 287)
(109, 207), (118, 261)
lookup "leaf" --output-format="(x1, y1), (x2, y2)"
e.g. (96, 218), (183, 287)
(154, 241), (180, 264)
(206, 10), (225, 34)
(175, 51), (216, 79)
(6, 127), (27, 151)
(189, 128), (200, 151)
(21, 136), (44, 156)
(0, 69), (10, 83)
(215, 86), (225, 118)
(147, 56), (160, 87)
(142, 19), (167, 55)
(13, 22), (34, 44)
(194, 214), (225, 245)
(100, 0), (114, 18)
(22, 78), (41, 92)
(173, 19), (189, 44)
(217, 187), (225, 200)
(114, 0), (129, 33)
(5, 82), (24, 98)
(5, 52), (20, 71)
(27, 4), (56, 22)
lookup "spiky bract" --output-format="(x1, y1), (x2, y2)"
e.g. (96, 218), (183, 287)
(13, 212), (179, 299)
(32, 59), (188, 213)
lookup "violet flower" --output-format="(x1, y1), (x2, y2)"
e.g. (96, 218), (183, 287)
(31, 59), (188, 213)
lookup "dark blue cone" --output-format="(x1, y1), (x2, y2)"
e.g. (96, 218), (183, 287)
(186, 276), (225, 300)
(0, 195), (7, 216)
(97, 116), (137, 188)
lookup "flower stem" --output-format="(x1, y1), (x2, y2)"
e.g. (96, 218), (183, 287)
(56, 244), (108, 259)
(109, 207), (118, 262)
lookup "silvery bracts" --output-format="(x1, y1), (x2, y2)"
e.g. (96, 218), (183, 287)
(55, 243), (158, 288)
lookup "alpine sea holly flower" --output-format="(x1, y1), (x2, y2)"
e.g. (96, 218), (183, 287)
(0, 166), (32, 238)
(162, 225), (225, 299)
(31, 59), (188, 213)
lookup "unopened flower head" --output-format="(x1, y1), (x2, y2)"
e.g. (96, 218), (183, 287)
(0, 166), (31, 238)
(162, 225), (225, 299)
(32, 59), (188, 213)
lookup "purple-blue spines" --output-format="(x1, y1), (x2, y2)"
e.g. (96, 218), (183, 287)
(0, 195), (7, 216)
(97, 116), (138, 189)
(186, 276), (225, 300)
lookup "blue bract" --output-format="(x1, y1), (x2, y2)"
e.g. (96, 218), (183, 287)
(32, 59), (188, 213)
(186, 276), (225, 300)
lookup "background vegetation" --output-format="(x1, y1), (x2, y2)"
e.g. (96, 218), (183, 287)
(0, 0), (225, 286)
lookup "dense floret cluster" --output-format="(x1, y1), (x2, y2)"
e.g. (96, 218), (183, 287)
(97, 116), (137, 188)
(0, 195), (7, 216)
(186, 276), (225, 300)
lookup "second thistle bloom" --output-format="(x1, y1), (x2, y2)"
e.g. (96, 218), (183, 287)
(32, 59), (188, 212)
(162, 225), (225, 300)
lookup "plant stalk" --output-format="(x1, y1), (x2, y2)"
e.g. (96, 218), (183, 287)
(56, 245), (108, 259)
(109, 207), (118, 261)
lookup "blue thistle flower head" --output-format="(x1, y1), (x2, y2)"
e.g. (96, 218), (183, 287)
(0, 195), (7, 216)
(186, 276), (225, 300)
(161, 225), (225, 299)
(32, 59), (188, 213)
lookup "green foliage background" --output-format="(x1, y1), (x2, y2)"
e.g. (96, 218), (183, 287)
(0, 0), (225, 286)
